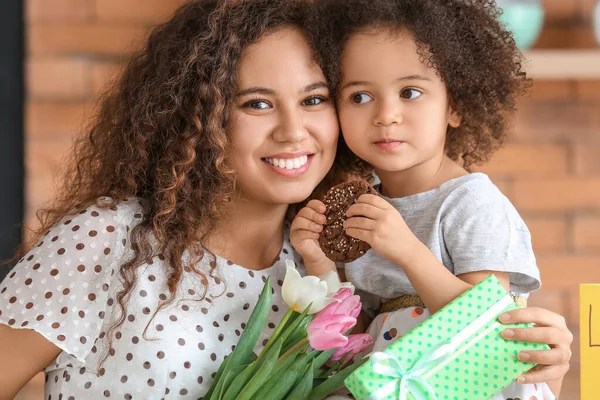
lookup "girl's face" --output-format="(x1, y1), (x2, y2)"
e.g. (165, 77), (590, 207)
(337, 29), (461, 174)
(227, 27), (339, 206)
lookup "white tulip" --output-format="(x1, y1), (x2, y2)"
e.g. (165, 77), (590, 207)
(282, 260), (338, 314)
(319, 270), (355, 295)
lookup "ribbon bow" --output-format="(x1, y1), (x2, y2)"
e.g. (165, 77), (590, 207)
(366, 345), (450, 400)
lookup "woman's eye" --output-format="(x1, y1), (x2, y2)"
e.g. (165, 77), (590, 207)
(302, 96), (327, 106)
(243, 100), (271, 110)
(350, 93), (373, 104)
(400, 89), (422, 100)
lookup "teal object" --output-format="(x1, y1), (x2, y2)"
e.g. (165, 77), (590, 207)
(497, 3), (545, 50)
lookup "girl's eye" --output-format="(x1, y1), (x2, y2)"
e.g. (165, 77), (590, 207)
(350, 93), (373, 104)
(243, 99), (271, 110)
(400, 89), (422, 100)
(302, 96), (327, 106)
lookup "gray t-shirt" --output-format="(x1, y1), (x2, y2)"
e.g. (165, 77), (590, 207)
(343, 173), (541, 306)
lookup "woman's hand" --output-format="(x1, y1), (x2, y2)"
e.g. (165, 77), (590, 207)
(499, 307), (573, 396)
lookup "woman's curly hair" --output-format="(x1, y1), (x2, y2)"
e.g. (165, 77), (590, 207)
(19, 0), (343, 366)
(307, 0), (531, 171)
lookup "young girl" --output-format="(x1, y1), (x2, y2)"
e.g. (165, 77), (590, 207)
(291, 0), (572, 398)
(0, 0), (345, 397)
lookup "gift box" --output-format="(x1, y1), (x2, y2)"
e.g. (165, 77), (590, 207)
(345, 275), (549, 400)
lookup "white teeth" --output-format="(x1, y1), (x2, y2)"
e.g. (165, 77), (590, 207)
(265, 155), (309, 170)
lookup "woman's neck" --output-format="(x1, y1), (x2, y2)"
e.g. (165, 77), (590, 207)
(376, 154), (467, 199)
(204, 198), (289, 271)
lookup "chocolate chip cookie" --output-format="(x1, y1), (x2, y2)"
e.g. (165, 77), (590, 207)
(318, 180), (378, 263)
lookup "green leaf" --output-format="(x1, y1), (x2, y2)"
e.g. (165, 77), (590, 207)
(312, 348), (336, 373)
(260, 308), (294, 357)
(204, 354), (231, 400)
(234, 339), (283, 400)
(307, 358), (368, 400)
(204, 278), (272, 400)
(221, 361), (256, 400)
(286, 360), (315, 400)
(252, 353), (308, 400)
(249, 350), (299, 399)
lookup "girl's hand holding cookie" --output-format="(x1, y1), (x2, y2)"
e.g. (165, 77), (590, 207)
(290, 200), (329, 265)
(344, 194), (418, 265)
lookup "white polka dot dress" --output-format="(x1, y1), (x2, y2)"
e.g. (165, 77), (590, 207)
(0, 199), (296, 399)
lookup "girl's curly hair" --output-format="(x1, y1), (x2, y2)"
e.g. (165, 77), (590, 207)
(20, 0), (344, 366)
(307, 0), (531, 171)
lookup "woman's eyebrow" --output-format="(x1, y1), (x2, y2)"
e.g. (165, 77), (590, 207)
(301, 82), (329, 93)
(236, 82), (329, 97)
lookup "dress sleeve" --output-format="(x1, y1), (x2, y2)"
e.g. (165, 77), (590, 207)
(0, 201), (130, 365)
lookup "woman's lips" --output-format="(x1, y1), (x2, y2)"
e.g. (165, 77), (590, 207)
(262, 154), (314, 177)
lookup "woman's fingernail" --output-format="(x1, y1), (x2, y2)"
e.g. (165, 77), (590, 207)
(518, 352), (531, 361)
(517, 376), (526, 383)
(502, 329), (515, 338)
(499, 313), (511, 323)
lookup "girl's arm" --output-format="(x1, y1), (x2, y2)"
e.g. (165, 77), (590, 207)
(344, 194), (510, 313)
(0, 325), (62, 399)
(398, 240), (509, 313)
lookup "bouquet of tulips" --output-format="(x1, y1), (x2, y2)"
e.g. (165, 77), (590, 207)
(203, 260), (373, 400)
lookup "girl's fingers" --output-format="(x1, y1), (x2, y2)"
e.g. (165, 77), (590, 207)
(306, 199), (327, 213)
(356, 194), (387, 209)
(343, 217), (376, 231)
(291, 216), (323, 233)
(346, 203), (381, 219)
(345, 227), (371, 243)
(296, 205), (327, 225)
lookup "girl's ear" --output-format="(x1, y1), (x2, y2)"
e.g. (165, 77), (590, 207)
(448, 107), (462, 128)
(447, 95), (462, 128)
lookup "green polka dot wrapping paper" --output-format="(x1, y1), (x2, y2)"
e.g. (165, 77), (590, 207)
(344, 275), (550, 400)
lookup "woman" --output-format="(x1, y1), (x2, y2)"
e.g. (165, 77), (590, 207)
(0, 0), (572, 398)
(0, 0), (339, 398)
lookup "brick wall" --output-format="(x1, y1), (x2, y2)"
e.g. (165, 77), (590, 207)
(23, 0), (600, 397)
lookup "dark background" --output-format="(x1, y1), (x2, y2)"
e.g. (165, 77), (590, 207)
(0, 0), (24, 282)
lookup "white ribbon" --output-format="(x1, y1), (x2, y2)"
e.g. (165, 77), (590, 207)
(365, 294), (514, 400)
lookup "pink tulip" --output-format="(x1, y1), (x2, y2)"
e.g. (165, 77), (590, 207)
(317, 288), (361, 320)
(307, 314), (357, 350)
(307, 288), (364, 350)
(330, 334), (374, 365)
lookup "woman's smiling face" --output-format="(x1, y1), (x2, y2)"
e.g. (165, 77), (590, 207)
(227, 27), (339, 206)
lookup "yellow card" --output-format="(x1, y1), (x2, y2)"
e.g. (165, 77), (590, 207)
(581, 284), (600, 400)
